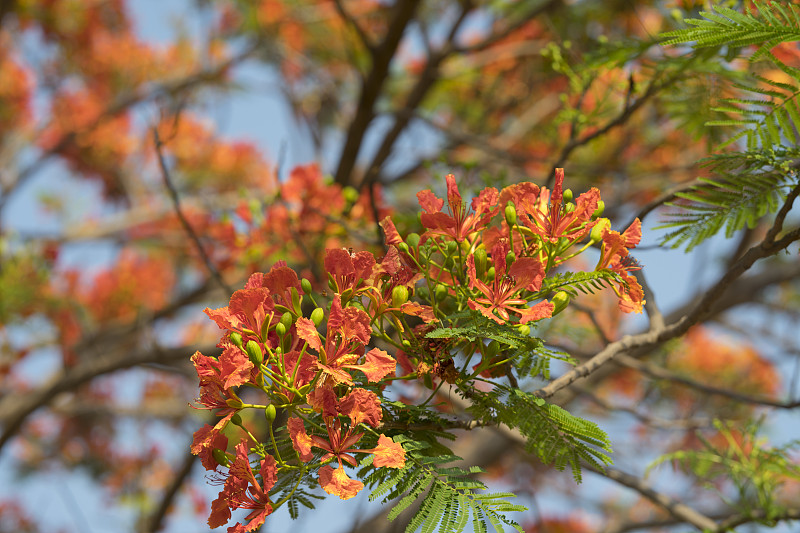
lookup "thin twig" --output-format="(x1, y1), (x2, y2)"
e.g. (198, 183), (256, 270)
(153, 127), (233, 294)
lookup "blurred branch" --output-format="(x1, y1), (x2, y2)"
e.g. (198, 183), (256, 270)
(333, 0), (422, 186)
(153, 127), (234, 295)
(141, 449), (200, 533)
(0, 343), (217, 453)
(332, 0), (375, 52)
(0, 40), (260, 218)
(615, 353), (800, 409)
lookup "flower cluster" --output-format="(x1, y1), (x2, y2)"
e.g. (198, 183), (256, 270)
(190, 169), (642, 531)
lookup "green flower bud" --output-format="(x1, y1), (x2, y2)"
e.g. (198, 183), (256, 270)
(301, 278), (313, 295)
(280, 311), (294, 329)
(290, 287), (301, 315)
(473, 248), (487, 278)
(310, 307), (325, 326)
(212, 448), (229, 467)
(391, 285), (409, 307)
(446, 241), (458, 254)
(406, 233), (420, 249)
(564, 202), (576, 214)
(443, 256), (455, 270)
(562, 188), (573, 202)
(434, 284), (448, 302)
(516, 324), (530, 336)
(551, 291), (570, 315)
(505, 250), (516, 269)
(486, 266), (496, 280)
(590, 218), (610, 243)
(230, 413), (243, 426)
(397, 242), (410, 254)
(245, 340), (263, 365)
(401, 339), (412, 349)
(265, 404), (277, 424)
(504, 202), (517, 226)
(343, 186), (359, 203)
(592, 200), (605, 219)
(229, 332), (243, 348)
(276, 323), (287, 337)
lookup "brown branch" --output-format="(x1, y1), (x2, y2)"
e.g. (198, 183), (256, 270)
(355, 3), (475, 192)
(153, 127), (234, 295)
(0, 343), (217, 453)
(140, 448), (200, 533)
(615, 353), (800, 409)
(332, 0), (375, 52)
(535, 215), (800, 399)
(333, 0), (422, 186)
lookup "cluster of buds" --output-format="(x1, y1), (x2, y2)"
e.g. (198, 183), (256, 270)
(190, 169), (642, 531)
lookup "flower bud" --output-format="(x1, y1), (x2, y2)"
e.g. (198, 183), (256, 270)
(434, 284), (448, 302)
(516, 324), (530, 336)
(504, 202), (517, 226)
(264, 404), (277, 424)
(310, 307), (325, 326)
(401, 339), (412, 349)
(229, 332), (243, 348)
(486, 266), (495, 280)
(446, 241), (458, 254)
(301, 278), (313, 295)
(397, 242), (410, 254)
(562, 188), (573, 202)
(505, 250), (516, 269)
(564, 202), (576, 214)
(280, 311), (294, 329)
(391, 285), (409, 307)
(230, 413), (243, 426)
(592, 200), (605, 219)
(343, 186), (359, 203)
(473, 248), (487, 278)
(290, 287), (302, 315)
(276, 323), (287, 337)
(590, 218), (610, 243)
(245, 340), (263, 365)
(406, 233), (420, 249)
(551, 291), (570, 315)
(212, 448), (230, 467)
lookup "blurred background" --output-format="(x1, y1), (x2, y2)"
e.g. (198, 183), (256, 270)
(0, 0), (798, 532)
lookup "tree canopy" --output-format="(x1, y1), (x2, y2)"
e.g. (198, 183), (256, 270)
(0, 1), (799, 532)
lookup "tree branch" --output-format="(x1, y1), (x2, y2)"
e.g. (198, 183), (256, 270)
(333, 0), (422, 186)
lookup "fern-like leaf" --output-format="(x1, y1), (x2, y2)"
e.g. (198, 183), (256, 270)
(661, 2), (800, 61)
(657, 150), (799, 250)
(363, 437), (525, 533)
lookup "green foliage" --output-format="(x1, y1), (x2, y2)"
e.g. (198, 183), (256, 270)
(362, 437), (525, 533)
(661, 2), (800, 61)
(464, 386), (612, 482)
(648, 419), (800, 525)
(657, 2), (800, 251)
(657, 150), (799, 250)
(535, 269), (622, 298)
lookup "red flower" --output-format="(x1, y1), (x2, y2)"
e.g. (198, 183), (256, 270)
(209, 442), (277, 531)
(466, 242), (553, 324)
(418, 174), (499, 242)
(512, 169), (599, 244)
(595, 218), (645, 313)
(325, 248), (376, 294)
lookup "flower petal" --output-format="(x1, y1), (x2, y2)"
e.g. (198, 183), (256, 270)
(371, 435), (406, 468)
(318, 465), (364, 500)
(287, 417), (314, 462)
(339, 388), (382, 427)
(295, 317), (322, 351)
(347, 348), (396, 382)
